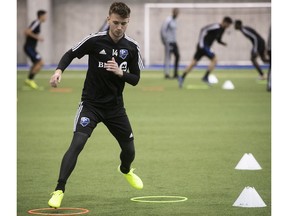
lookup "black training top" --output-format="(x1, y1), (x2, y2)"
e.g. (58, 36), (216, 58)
(198, 23), (226, 48)
(24, 19), (41, 48)
(239, 26), (265, 54)
(56, 31), (144, 108)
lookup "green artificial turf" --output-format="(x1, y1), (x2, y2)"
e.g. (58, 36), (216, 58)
(17, 69), (271, 216)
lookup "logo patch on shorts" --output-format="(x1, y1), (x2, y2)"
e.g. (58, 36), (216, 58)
(80, 117), (90, 127)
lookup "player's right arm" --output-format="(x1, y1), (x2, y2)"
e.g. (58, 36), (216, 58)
(50, 69), (62, 88)
(49, 49), (74, 88)
(49, 35), (95, 87)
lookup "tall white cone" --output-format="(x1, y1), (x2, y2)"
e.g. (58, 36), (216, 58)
(222, 80), (235, 90)
(233, 186), (267, 207)
(235, 153), (262, 170)
(208, 74), (218, 84)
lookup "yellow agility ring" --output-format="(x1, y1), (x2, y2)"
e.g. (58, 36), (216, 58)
(130, 196), (188, 203)
(28, 207), (89, 215)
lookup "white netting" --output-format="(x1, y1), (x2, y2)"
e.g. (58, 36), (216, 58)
(144, 3), (271, 66)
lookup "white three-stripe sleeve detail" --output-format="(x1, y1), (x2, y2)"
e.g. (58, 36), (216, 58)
(72, 32), (107, 52)
(125, 35), (145, 70)
(198, 23), (220, 48)
(30, 20), (40, 31)
(242, 28), (258, 54)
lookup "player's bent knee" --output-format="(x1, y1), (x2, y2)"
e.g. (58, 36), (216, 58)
(70, 132), (89, 152)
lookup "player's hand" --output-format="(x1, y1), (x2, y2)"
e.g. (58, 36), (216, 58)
(50, 69), (62, 88)
(105, 57), (123, 77)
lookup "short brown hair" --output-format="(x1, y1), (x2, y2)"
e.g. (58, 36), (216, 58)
(37, 10), (46, 18)
(109, 2), (131, 18)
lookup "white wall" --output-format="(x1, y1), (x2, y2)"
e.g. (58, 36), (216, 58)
(17, 0), (271, 66)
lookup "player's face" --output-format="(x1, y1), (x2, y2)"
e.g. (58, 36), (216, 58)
(39, 14), (47, 23)
(223, 22), (231, 29)
(108, 13), (129, 41)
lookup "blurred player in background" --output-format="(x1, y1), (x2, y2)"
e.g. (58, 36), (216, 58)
(23, 10), (47, 89)
(178, 16), (232, 87)
(267, 26), (271, 92)
(48, 2), (144, 209)
(161, 8), (180, 79)
(234, 20), (270, 80)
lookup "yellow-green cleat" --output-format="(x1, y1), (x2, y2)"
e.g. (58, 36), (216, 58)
(25, 79), (39, 89)
(118, 166), (143, 190)
(48, 190), (64, 209)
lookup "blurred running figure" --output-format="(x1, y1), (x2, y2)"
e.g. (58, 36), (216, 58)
(234, 20), (269, 80)
(178, 16), (232, 88)
(267, 26), (271, 91)
(161, 8), (180, 79)
(23, 10), (47, 89)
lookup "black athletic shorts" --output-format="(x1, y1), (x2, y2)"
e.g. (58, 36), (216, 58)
(193, 44), (215, 61)
(251, 40), (266, 58)
(73, 101), (134, 142)
(24, 45), (42, 63)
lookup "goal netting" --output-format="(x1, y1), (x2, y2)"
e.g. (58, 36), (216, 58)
(144, 3), (271, 67)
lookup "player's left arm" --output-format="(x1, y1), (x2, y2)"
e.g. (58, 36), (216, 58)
(106, 46), (144, 86)
(217, 30), (227, 46)
(105, 57), (141, 86)
(123, 46), (144, 86)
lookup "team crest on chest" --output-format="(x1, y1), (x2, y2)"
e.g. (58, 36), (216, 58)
(119, 49), (128, 60)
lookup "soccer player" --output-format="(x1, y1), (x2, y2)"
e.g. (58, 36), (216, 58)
(267, 26), (271, 92)
(178, 17), (233, 88)
(234, 20), (270, 80)
(48, 2), (144, 208)
(23, 10), (47, 89)
(161, 8), (180, 79)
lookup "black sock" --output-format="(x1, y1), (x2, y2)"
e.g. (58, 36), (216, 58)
(203, 70), (210, 79)
(55, 180), (66, 192)
(182, 72), (187, 79)
(119, 140), (135, 174)
(120, 165), (130, 174)
(28, 72), (35, 80)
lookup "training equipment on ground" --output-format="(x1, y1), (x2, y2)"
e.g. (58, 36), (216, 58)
(222, 80), (235, 90)
(235, 153), (262, 170)
(233, 186), (267, 208)
(208, 74), (219, 84)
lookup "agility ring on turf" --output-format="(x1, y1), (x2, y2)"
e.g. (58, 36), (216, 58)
(131, 196), (188, 203)
(28, 207), (89, 215)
